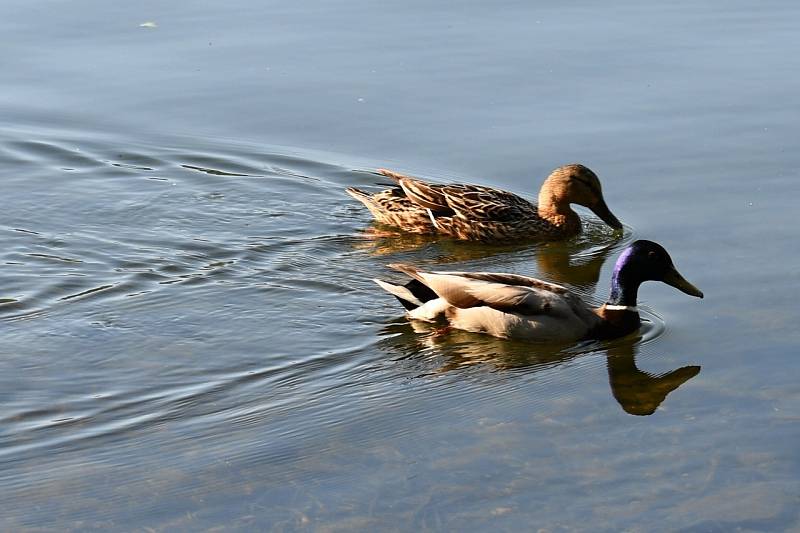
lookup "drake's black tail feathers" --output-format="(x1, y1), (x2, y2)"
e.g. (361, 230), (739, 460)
(404, 279), (438, 306)
(374, 278), (439, 311)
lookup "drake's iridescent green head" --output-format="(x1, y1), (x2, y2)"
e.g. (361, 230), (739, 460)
(608, 240), (703, 306)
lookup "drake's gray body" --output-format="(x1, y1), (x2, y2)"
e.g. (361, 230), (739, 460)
(384, 267), (602, 342)
(374, 241), (703, 342)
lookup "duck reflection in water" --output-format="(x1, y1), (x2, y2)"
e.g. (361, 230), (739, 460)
(351, 224), (537, 263)
(604, 339), (700, 416)
(534, 240), (619, 292)
(352, 222), (621, 268)
(379, 321), (700, 416)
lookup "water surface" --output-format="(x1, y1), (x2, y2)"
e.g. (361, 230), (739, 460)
(2, 1), (799, 531)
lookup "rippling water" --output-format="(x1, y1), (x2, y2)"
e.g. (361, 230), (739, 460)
(3, 0), (800, 530)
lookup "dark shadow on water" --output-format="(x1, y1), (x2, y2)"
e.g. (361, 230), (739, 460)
(378, 321), (700, 416)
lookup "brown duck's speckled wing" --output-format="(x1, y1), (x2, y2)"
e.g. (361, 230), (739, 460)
(371, 187), (414, 209)
(394, 177), (451, 213)
(438, 184), (534, 221)
(373, 169), (554, 240)
(379, 169), (535, 221)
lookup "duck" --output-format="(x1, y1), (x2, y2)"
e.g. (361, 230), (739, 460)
(374, 240), (703, 341)
(346, 163), (623, 241)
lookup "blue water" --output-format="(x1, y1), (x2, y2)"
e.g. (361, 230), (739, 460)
(2, 1), (799, 530)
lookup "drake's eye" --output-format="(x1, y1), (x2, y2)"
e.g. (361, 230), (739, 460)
(648, 251), (657, 260)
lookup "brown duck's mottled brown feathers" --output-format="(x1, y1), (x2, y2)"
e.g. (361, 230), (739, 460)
(348, 164), (620, 241)
(440, 185), (531, 221)
(396, 178), (450, 213)
(346, 186), (435, 233)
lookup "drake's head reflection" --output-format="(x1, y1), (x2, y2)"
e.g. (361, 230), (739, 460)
(604, 340), (700, 415)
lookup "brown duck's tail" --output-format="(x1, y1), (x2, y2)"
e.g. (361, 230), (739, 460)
(346, 187), (387, 221)
(376, 168), (411, 183)
(345, 187), (372, 203)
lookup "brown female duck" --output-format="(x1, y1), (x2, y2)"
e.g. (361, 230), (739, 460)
(346, 163), (622, 241)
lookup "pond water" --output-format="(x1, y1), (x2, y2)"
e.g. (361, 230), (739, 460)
(2, 1), (799, 530)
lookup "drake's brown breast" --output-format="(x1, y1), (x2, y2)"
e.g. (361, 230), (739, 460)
(591, 306), (642, 339)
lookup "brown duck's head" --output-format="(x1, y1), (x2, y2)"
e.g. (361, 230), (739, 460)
(540, 164), (623, 230)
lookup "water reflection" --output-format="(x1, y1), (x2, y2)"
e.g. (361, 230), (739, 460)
(535, 240), (619, 292)
(362, 224), (693, 415)
(379, 322), (700, 416)
(605, 340), (701, 416)
(351, 224), (535, 263)
(352, 219), (625, 282)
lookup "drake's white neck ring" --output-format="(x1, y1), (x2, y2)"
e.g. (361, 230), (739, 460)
(604, 304), (639, 312)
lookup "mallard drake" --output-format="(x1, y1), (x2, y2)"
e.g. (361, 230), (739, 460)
(374, 240), (703, 341)
(346, 164), (622, 241)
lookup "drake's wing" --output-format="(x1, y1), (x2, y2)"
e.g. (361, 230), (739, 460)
(431, 269), (597, 320)
(447, 271), (571, 294)
(462, 281), (578, 317)
(388, 264), (481, 308)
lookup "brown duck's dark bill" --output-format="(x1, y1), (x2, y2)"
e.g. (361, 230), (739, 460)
(591, 198), (624, 230)
(663, 268), (704, 298)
